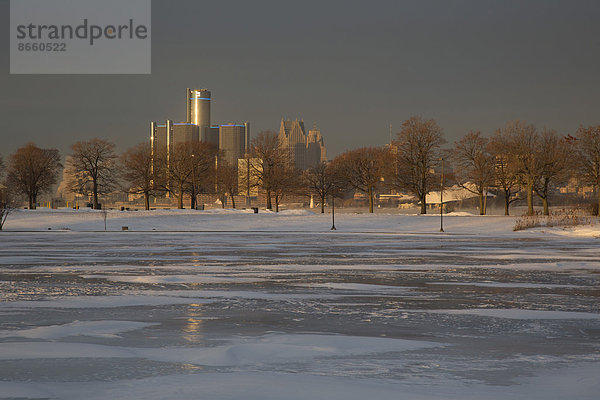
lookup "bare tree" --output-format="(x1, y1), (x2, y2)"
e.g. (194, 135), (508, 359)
(303, 162), (341, 213)
(451, 131), (495, 215)
(500, 121), (541, 215)
(574, 125), (600, 215)
(271, 165), (299, 213)
(187, 142), (219, 209)
(6, 143), (62, 209)
(162, 143), (191, 209)
(162, 141), (217, 209)
(249, 131), (287, 210)
(216, 162), (239, 208)
(533, 129), (572, 215)
(332, 147), (386, 213)
(66, 139), (117, 209)
(488, 130), (521, 216)
(387, 116), (445, 214)
(0, 185), (17, 230)
(120, 142), (159, 210)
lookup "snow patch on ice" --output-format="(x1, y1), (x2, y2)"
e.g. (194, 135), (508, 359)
(0, 295), (213, 309)
(414, 308), (600, 320)
(426, 281), (585, 289)
(296, 282), (413, 292)
(0, 320), (157, 339)
(0, 333), (441, 365)
(82, 274), (263, 284)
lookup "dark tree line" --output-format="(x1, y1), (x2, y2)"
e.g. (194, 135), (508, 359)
(2, 119), (599, 217)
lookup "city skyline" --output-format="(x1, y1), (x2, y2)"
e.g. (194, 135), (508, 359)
(1, 1), (600, 159)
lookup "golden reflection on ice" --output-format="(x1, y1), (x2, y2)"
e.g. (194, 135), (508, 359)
(183, 303), (205, 344)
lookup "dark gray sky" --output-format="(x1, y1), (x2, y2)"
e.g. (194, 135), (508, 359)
(1, 0), (599, 158)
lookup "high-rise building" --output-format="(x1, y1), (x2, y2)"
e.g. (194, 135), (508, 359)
(219, 123), (250, 167)
(279, 119), (307, 170)
(207, 126), (220, 147)
(306, 126), (327, 168)
(150, 120), (199, 155)
(150, 89), (250, 174)
(186, 88), (211, 140)
(279, 119), (327, 170)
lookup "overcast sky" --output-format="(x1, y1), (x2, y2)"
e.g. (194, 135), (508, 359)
(1, 0), (599, 158)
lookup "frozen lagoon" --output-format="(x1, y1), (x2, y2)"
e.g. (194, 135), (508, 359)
(0, 209), (599, 399)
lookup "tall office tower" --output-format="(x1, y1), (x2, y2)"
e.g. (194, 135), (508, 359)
(306, 126), (327, 168)
(279, 118), (307, 170)
(150, 120), (199, 160)
(186, 88), (211, 140)
(219, 123), (249, 167)
(207, 126), (220, 147)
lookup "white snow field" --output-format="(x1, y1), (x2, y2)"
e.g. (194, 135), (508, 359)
(0, 208), (599, 399)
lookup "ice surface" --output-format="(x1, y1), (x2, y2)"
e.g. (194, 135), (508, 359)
(1, 210), (599, 399)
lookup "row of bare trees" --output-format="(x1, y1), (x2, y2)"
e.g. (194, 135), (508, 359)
(448, 121), (597, 216)
(2, 119), (600, 218)
(312, 117), (599, 217)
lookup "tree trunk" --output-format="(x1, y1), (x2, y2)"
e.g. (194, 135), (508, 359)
(504, 192), (510, 216)
(275, 194), (279, 212)
(231, 194), (236, 209)
(527, 178), (534, 216)
(144, 193), (150, 210)
(483, 189), (488, 215)
(597, 185), (600, 216)
(222, 196), (226, 208)
(479, 192), (484, 215)
(368, 186), (374, 213)
(596, 187), (600, 216)
(420, 194), (427, 214)
(321, 194), (325, 213)
(29, 194), (35, 210)
(542, 196), (549, 216)
(178, 184), (184, 209)
(93, 181), (99, 210)
(266, 190), (272, 210)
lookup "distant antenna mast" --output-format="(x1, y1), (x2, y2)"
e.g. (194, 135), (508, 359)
(389, 124), (393, 144)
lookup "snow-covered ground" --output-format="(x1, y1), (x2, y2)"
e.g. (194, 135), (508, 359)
(1, 209), (599, 399)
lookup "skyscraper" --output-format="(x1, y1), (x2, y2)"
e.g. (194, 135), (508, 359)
(279, 118), (307, 170)
(219, 123), (249, 167)
(306, 126), (327, 168)
(150, 88), (250, 173)
(279, 119), (327, 170)
(186, 88), (211, 140)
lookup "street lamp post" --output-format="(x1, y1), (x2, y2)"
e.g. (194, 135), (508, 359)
(440, 158), (444, 232)
(246, 153), (251, 208)
(191, 154), (196, 210)
(331, 192), (336, 231)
